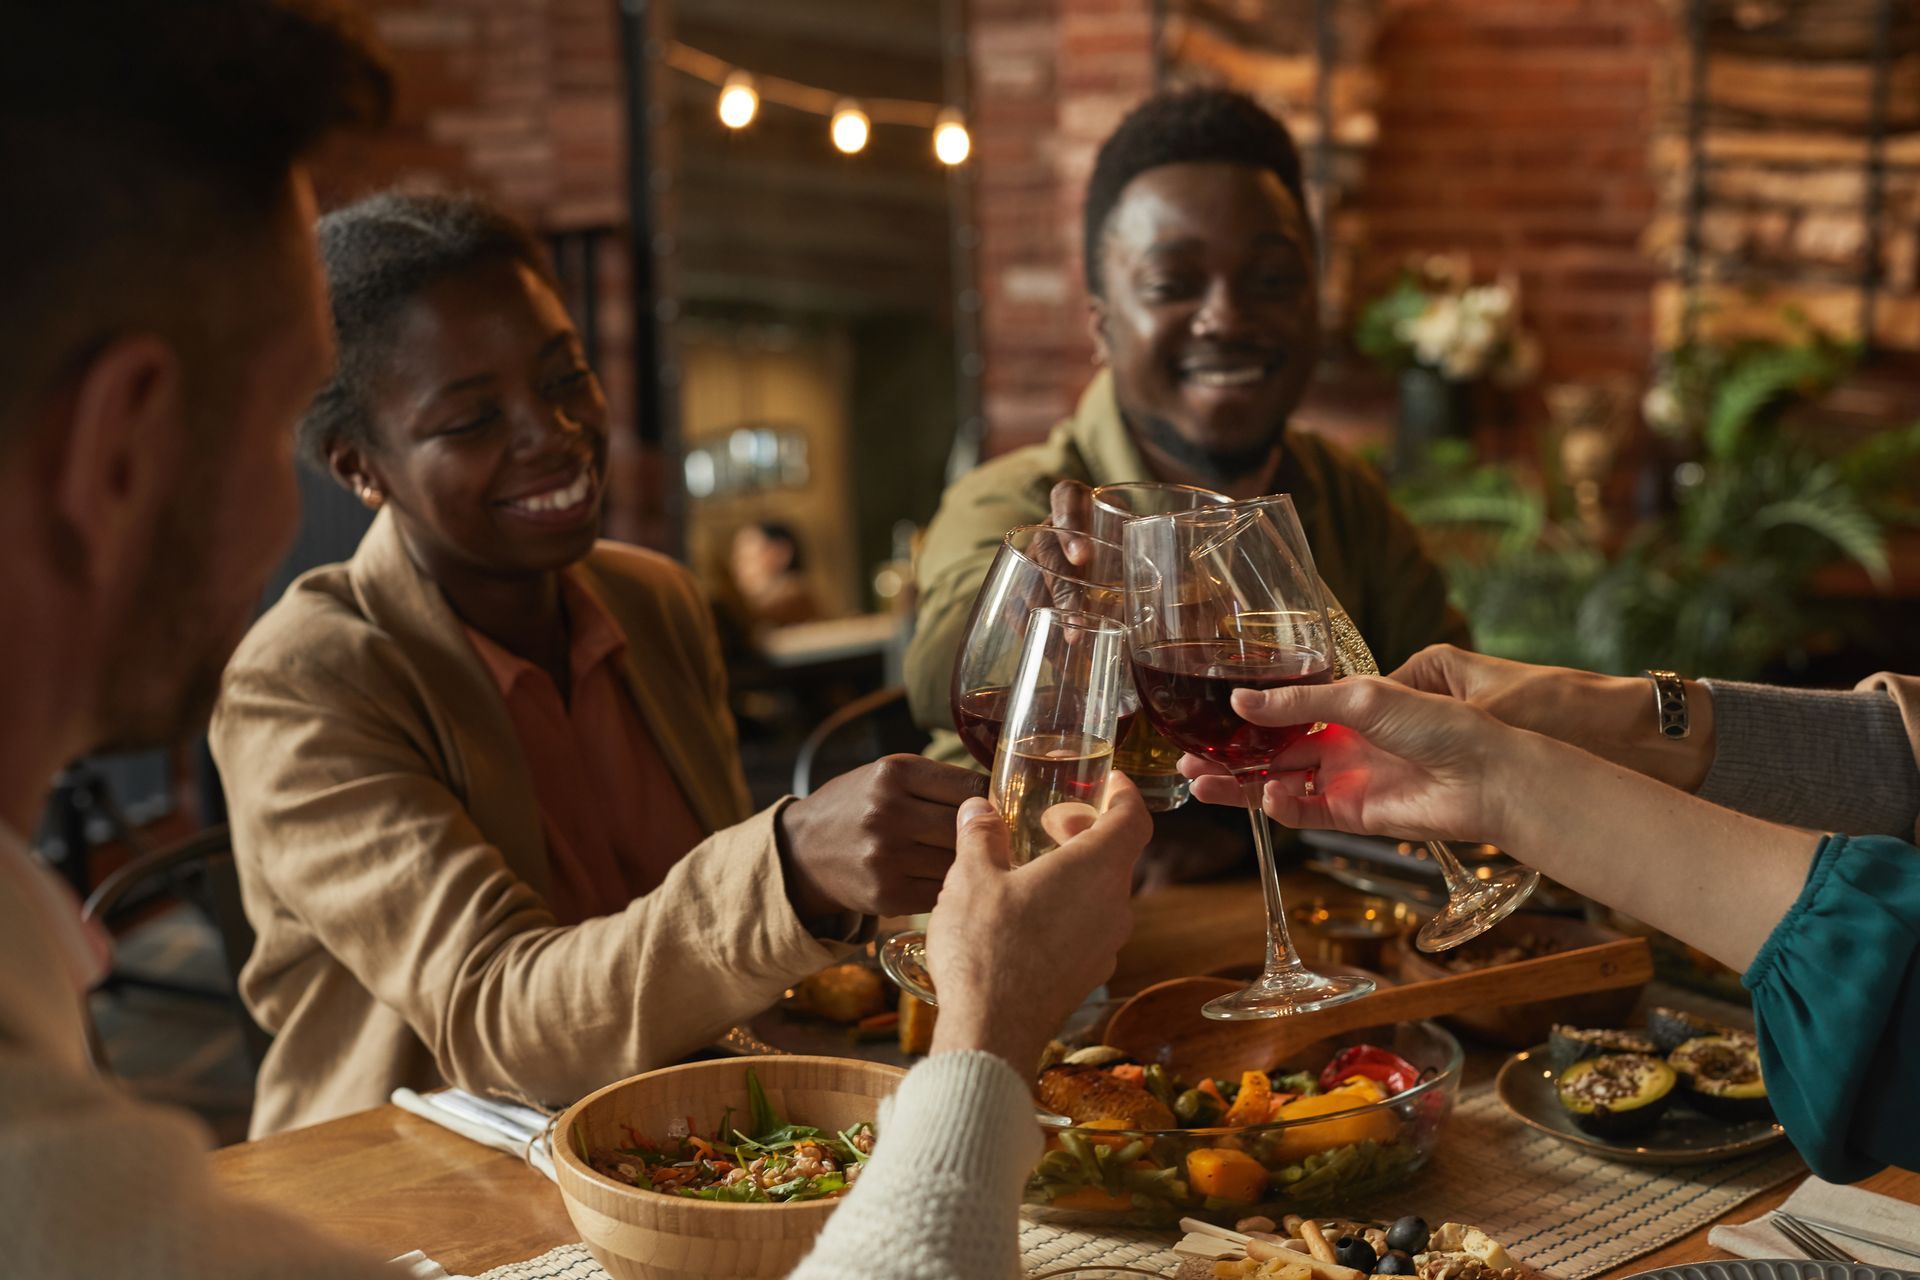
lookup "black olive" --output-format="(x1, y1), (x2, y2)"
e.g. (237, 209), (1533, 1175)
(1386, 1216), (1430, 1255)
(1334, 1237), (1378, 1272)
(1376, 1251), (1417, 1275)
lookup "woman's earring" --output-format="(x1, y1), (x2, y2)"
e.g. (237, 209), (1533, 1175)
(358, 486), (384, 509)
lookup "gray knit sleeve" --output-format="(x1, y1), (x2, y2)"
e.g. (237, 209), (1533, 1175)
(1698, 680), (1920, 836)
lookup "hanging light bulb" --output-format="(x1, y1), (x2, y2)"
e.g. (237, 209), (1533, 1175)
(830, 99), (870, 154)
(932, 109), (970, 166)
(717, 71), (757, 130)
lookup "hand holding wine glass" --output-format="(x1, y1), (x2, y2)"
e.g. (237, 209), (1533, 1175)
(1178, 677), (1517, 848)
(885, 607), (1133, 1004)
(1123, 495), (1373, 1020)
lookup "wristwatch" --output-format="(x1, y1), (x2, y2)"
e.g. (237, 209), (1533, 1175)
(1644, 669), (1689, 739)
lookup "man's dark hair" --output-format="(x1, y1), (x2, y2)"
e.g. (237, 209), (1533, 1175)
(0, 1), (391, 442)
(299, 191), (557, 471)
(1082, 88), (1310, 296)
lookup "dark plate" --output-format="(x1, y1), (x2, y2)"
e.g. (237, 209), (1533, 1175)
(1495, 1044), (1786, 1164)
(1612, 1261), (1920, 1280)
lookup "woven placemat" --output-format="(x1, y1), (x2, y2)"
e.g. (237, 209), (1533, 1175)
(473, 1086), (1804, 1280)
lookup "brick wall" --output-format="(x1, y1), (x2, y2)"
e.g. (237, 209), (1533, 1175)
(967, 0), (1675, 455)
(309, 0), (658, 543)
(1350, 0), (1673, 384)
(967, 0), (1156, 455)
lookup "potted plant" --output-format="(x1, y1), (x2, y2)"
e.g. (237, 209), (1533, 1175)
(1356, 255), (1540, 463)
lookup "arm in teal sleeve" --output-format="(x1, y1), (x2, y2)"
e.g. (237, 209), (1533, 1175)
(1744, 833), (1920, 1182)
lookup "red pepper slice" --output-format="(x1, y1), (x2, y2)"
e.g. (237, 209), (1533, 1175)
(1318, 1045), (1421, 1095)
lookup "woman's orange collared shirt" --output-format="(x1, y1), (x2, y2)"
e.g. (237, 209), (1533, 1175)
(464, 577), (708, 924)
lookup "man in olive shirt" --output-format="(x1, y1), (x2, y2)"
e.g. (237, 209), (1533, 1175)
(909, 88), (1469, 773)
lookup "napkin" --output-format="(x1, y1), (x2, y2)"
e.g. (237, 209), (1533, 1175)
(391, 1087), (558, 1183)
(390, 1249), (472, 1279)
(1708, 1176), (1920, 1270)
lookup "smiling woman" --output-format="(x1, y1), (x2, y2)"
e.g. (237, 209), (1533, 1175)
(208, 192), (988, 1138)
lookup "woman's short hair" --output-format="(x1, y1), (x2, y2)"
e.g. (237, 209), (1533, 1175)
(1081, 88), (1309, 297)
(299, 191), (555, 471)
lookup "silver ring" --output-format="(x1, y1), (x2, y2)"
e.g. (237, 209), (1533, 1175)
(1301, 771), (1317, 798)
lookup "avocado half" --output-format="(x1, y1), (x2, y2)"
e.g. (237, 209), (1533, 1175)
(1556, 1054), (1677, 1138)
(1548, 1024), (1658, 1072)
(1668, 1035), (1772, 1122)
(1647, 1006), (1728, 1054)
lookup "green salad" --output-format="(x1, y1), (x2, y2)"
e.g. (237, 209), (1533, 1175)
(586, 1069), (875, 1203)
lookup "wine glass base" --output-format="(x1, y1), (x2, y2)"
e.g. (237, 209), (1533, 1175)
(1415, 865), (1542, 953)
(878, 931), (939, 1006)
(1201, 968), (1375, 1021)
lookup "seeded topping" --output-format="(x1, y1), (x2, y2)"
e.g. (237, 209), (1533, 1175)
(1670, 1036), (1763, 1091)
(1552, 1026), (1655, 1054)
(1561, 1055), (1665, 1107)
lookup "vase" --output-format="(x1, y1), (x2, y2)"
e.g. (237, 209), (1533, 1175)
(1396, 366), (1474, 469)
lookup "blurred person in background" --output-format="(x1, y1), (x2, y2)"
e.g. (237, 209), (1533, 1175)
(731, 519), (821, 629)
(1183, 646), (1919, 1181)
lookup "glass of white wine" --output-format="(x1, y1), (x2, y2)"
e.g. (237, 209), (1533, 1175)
(880, 608), (1129, 1004)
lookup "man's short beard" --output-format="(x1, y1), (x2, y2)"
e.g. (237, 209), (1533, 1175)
(1130, 409), (1279, 486)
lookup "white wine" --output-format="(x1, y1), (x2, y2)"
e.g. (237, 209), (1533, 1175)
(990, 731), (1115, 866)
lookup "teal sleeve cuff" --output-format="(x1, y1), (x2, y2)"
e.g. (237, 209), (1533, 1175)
(1744, 833), (1920, 1183)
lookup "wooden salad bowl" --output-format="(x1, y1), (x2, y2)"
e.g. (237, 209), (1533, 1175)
(553, 1055), (907, 1280)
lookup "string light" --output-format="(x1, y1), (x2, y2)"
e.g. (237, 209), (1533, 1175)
(830, 100), (870, 155)
(933, 109), (970, 166)
(717, 71), (757, 130)
(663, 40), (966, 164)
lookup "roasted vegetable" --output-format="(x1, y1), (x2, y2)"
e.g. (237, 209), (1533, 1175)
(1556, 1053), (1675, 1137)
(1318, 1046), (1420, 1095)
(787, 963), (886, 1023)
(1037, 1063), (1178, 1129)
(1224, 1070), (1275, 1127)
(1175, 1087), (1226, 1127)
(1187, 1147), (1270, 1202)
(1667, 1035), (1771, 1121)
(1546, 1024), (1657, 1072)
(1266, 1081), (1397, 1165)
(1646, 1006), (1727, 1054)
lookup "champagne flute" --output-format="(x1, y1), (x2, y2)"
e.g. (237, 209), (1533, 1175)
(883, 608), (1130, 1005)
(949, 525), (1129, 769)
(1124, 496), (1374, 1019)
(1088, 483), (1232, 812)
(1321, 597), (1541, 951)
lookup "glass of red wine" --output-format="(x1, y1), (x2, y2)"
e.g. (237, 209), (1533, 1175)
(949, 525), (1130, 769)
(1123, 495), (1375, 1020)
(884, 607), (1131, 1005)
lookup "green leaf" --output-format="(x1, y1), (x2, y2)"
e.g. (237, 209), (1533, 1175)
(746, 1067), (779, 1141)
(1752, 495), (1889, 584)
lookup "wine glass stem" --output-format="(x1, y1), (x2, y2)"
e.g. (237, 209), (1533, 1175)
(1242, 775), (1306, 977)
(1427, 840), (1478, 896)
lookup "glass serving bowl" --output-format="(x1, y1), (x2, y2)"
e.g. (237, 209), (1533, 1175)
(1025, 1019), (1463, 1228)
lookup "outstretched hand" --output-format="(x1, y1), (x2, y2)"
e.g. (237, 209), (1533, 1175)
(927, 774), (1151, 1069)
(1177, 676), (1522, 847)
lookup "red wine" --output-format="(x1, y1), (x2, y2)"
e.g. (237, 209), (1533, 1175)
(1131, 640), (1332, 776)
(952, 685), (1009, 768)
(953, 685), (1137, 770)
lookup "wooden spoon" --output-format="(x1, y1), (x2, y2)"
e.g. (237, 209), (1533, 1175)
(1102, 936), (1652, 1081)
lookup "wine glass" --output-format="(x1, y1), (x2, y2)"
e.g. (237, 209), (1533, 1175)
(1321, 595), (1540, 951)
(1088, 483), (1231, 812)
(882, 607), (1131, 1005)
(949, 525), (1128, 769)
(1123, 495), (1374, 1020)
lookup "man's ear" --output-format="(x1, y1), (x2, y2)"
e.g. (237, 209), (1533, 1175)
(54, 333), (185, 588)
(327, 441), (386, 510)
(1086, 294), (1114, 368)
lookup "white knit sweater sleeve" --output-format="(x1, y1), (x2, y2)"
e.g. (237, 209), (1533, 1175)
(787, 1051), (1043, 1280)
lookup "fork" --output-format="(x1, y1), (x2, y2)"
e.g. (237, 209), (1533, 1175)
(1774, 1212), (1860, 1264)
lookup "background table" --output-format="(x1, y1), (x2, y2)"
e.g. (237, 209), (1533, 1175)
(209, 877), (1920, 1277)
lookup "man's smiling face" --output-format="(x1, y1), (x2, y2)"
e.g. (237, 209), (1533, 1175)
(1090, 160), (1320, 481)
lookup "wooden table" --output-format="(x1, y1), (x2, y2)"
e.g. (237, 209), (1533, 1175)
(210, 878), (1920, 1277)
